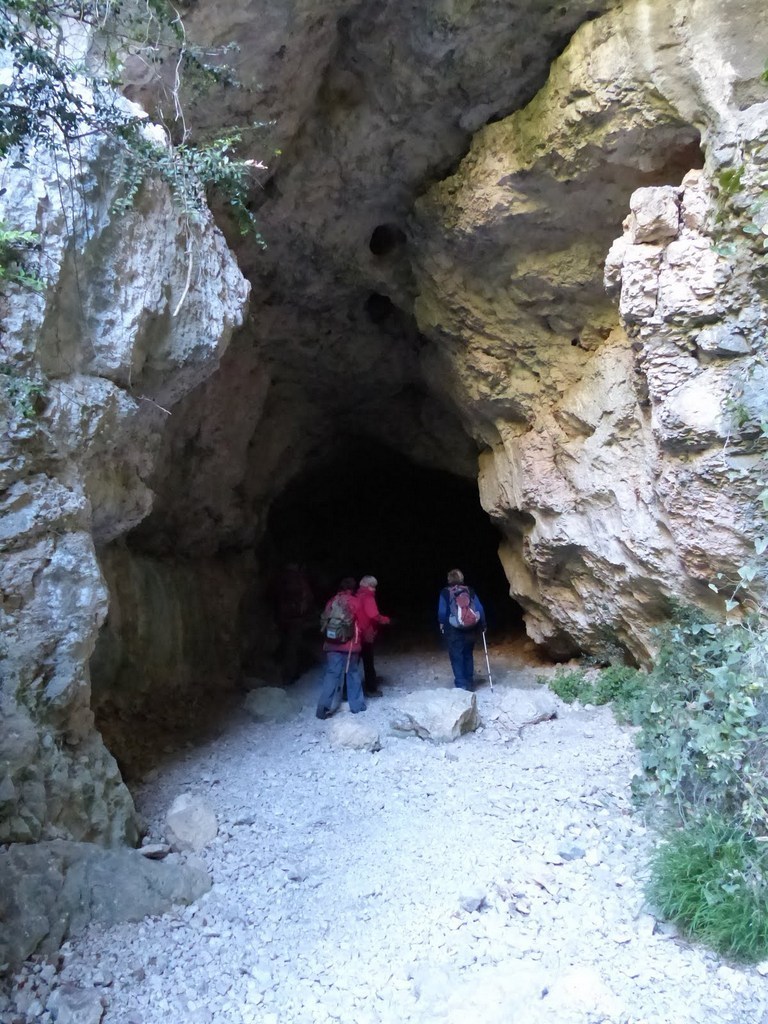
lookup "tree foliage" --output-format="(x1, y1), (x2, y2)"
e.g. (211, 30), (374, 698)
(0, 0), (264, 238)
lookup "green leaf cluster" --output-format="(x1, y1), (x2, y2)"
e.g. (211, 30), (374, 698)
(0, 364), (46, 418)
(0, 222), (44, 291)
(547, 663), (642, 721)
(113, 131), (264, 243)
(648, 815), (768, 963)
(633, 609), (768, 832)
(0, 1), (264, 241)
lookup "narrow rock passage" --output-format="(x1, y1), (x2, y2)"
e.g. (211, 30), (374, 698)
(18, 645), (768, 1023)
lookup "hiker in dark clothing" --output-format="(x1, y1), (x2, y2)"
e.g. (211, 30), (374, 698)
(356, 575), (391, 697)
(316, 577), (365, 719)
(275, 563), (314, 684)
(437, 568), (487, 691)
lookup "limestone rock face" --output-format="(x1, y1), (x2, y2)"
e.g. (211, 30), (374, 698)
(412, 0), (768, 658)
(0, 840), (211, 967)
(131, 0), (616, 551)
(4, 0), (768, 870)
(1, 123), (249, 844)
(89, 546), (252, 775)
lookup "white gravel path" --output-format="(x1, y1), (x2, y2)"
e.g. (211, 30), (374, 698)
(6, 642), (768, 1023)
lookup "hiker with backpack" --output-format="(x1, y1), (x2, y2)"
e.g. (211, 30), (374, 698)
(316, 577), (366, 720)
(356, 575), (391, 698)
(437, 569), (487, 691)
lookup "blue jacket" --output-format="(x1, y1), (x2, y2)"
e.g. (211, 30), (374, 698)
(438, 586), (486, 631)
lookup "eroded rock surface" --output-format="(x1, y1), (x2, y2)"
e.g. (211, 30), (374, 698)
(412, 1), (768, 658)
(3, 0), (768, 925)
(0, 840), (211, 968)
(391, 688), (479, 743)
(0, 125), (249, 845)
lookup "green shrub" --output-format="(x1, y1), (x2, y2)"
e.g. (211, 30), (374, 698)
(0, 223), (43, 292)
(648, 815), (768, 962)
(547, 664), (642, 719)
(592, 665), (643, 719)
(632, 610), (768, 832)
(548, 668), (589, 704)
(0, 367), (46, 418)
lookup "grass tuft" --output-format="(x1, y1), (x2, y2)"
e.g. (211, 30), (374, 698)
(647, 815), (768, 963)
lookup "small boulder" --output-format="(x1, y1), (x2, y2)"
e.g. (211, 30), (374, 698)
(47, 985), (105, 1024)
(485, 688), (558, 739)
(328, 717), (382, 752)
(391, 689), (478, 743)
(165, 793), (218, 852)
(243, 686), (295, 722)
(138, 843), (171, 860)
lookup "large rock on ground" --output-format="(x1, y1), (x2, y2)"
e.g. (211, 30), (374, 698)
(391, 689), (479, 743)
(481, 688), (559, 739)
(46, 986), (105, 1024)
(243, 686), (296, 723)
(328, 717), (382, 752)
(165, 793), (218, 853)
(0, 841), (211, 968)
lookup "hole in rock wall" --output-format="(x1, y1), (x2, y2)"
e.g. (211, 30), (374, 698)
(260, 441), (524, 641)
(364, 292), (398, 324)
(369, 223), (407, 256)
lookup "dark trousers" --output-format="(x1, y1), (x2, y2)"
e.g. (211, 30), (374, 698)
(446, 628), (476, 690)
(361, 641), (378, 691)
(317, 652), (365, 715)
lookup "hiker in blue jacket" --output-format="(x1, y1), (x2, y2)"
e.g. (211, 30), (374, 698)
(438, 568), (487, 691)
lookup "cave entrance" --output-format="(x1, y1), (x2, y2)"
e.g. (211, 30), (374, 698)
(261, 441), (524, 643)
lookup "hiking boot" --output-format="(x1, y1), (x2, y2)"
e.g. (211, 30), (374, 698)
(365, 688), (383, 698)
(315, 707), (330, 720)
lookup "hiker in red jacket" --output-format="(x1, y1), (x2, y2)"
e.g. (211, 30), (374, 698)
(316, 577), (366, 719)
(356, 575), (391, 697)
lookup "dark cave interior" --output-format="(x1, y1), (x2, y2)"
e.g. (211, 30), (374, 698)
(261, 441), (524, 639)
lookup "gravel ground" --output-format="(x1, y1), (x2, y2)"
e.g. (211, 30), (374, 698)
(5, 640), (768, 1024)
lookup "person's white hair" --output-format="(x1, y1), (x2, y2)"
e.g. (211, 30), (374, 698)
(359, 575), (378, 588)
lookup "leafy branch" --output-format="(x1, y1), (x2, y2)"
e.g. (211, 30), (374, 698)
(0, 221), (44, 290)
(0, 1), (266, 243)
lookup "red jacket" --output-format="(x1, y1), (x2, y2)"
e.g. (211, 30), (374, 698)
(355, 585), (390, 644)
(322, 591), (362, 653)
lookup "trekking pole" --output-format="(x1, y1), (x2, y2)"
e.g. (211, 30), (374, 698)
(482, 630), (494, 692)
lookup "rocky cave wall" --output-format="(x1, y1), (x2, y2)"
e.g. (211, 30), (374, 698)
(411, 1), (768, 658)
(2, 0), (768, 848)
(0, 129), (249, 843)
